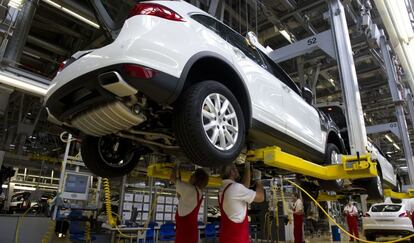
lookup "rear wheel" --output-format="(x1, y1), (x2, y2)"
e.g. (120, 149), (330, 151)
(81, 135), (144, 178)
(319, 143), (344, 190)
(366, 169), (384, 200)
(173, 81), (245, 167)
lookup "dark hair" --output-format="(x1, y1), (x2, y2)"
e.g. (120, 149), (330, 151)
(220, 165), (233, 179)
(193, 169), (209, 189)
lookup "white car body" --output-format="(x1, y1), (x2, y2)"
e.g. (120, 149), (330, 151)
(363, 201), (414, 238)
(44, 0), (348, 180)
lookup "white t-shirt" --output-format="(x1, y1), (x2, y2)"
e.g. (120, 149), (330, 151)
(344, 205), (358, 216)
(176, 181), (201, 217)
(219, 179), (256, 223)
(293, 199), (303, 214)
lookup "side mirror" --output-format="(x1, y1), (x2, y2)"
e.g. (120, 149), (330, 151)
(246, 31), (259, 48)
(302, 87), (313, 104)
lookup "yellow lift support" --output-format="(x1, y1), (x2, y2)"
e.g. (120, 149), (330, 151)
(384, 189), (414, 199)
(246, 146), (377, 180)
(147, 146), (378, 187)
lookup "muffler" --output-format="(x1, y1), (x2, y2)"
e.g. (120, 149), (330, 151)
(99, 71), (137, 97)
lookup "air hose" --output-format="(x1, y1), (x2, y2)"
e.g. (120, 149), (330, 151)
(284, 178), (414, 243)
(102, 178), (116, 227)
(41, 220), (56, 243)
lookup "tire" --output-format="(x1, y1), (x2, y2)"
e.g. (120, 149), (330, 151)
(80, 135), (143, 178)
(173, 81), (245, 167)
(366, 169), (384, 200)
(365, 234), (376, 241)
(319, 144), (344, 190)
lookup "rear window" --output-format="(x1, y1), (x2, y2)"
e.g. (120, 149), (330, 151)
(371, 204), (402, 212)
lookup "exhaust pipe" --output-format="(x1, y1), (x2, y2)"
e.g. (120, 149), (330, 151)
(99, 71), (137, 97)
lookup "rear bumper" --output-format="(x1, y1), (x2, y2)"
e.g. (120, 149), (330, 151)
(45, 64), (179, 122)
(363, 217), (414, 235)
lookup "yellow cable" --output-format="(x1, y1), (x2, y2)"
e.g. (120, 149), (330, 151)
(41, 220), (56, 243)
(14, 205), (35, 243)
(284, 178), (414, 243)
(85, 221), (91, 243)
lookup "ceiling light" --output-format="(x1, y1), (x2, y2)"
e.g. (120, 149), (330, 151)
(0, 72), (47, 96)
(14, 186), (36, 191)
(8, 0), (24, 9)
(279, 30), (293, 43)
(393, 143), (401, 150)
(42, 0), (100, 29)
(385, 134), (393, 142)
(328, 78), (336, 87)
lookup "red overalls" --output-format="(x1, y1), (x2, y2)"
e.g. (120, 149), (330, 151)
(293, 201), (304, 243)
(346, 213), (359, 241)
(218, 183), (250, 243)
(175, 187), (203, 243)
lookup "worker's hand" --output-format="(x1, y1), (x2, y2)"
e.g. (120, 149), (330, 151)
(253, 169), (261, 181)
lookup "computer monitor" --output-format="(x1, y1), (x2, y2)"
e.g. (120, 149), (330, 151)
(61, 171), (91, 201)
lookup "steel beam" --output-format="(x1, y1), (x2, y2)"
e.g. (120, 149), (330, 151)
(366, 122), (400, 139)
(328, 0), (367, 155)
(3, 0), (38, 65)
(380, 32), (414, 184)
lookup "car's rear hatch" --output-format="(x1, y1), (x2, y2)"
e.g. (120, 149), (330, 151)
(368, 204), (405, 222)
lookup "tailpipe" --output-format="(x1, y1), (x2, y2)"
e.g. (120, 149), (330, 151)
(99, 71), (137, 97)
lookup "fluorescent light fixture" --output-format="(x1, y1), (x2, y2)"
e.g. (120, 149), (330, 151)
(42, 0), (100, 29)
(385, 134), (393, 142)
(8, 0), (24, 8)
(1, 184), (6, 188)
(393, 143), (401, 150)
(279, 30), (293, 43)
(0, 72), (48, 96)
(14, 186), (36, 191)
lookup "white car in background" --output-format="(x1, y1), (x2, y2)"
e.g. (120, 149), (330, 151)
(363, 201), (414, 241)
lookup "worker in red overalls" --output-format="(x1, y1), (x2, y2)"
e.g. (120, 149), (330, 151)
(344, 201), (359, 241)
(218, 163), (265, 243)
(292, 192), (304, 243)
(170, 167), (209, 243)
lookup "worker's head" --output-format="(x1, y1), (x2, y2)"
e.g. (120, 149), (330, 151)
(221, 164), (240, 180)
(293, 192), (299, 201)
(189, 168), (209, 189)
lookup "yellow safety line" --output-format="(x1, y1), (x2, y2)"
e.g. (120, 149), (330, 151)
(284, 178), (414, 243)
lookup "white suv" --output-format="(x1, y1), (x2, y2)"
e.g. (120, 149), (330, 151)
(44, 0), (346, 182)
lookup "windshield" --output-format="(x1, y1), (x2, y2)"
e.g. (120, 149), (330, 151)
(371, 204), (402, 212)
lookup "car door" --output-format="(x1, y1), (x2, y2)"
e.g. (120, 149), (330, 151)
(367, 141), (396, 186)
(223, 28), (286, 133)
(260, 54), (325, 152)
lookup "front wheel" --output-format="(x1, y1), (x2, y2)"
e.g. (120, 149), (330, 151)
(319, 143), (344, 190)
(81, 135), (144, 178)
(173, 81), (245, 167)
(366, 170), (384, 200)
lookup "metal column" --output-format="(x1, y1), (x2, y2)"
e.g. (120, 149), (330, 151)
(3, 0), (38, 65)
(405, 89), (414, 132)
(328, 0), (367, 155)
(58, 134), (72, 193)
(380, 32), (414, 184)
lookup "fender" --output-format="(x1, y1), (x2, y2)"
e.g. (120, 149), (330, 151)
(167, 51), (253, 128)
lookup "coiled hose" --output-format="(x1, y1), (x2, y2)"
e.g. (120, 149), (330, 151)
(102, 178), (116, 227)
(41, 220), (56, 243)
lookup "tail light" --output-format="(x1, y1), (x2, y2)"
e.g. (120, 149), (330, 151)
(122, 64), (156, 79)
(57, 60), (67, 74)
(364, 213), (370, 217)
(128, 3), (185, 22)
(399, 212), (409, 217)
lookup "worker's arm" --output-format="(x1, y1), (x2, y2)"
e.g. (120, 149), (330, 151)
(242, 163), (251, 188)
(253, 180), (265, 203)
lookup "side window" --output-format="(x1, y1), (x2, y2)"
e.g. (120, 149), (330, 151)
(224, 28), (265, 67)
(260, 52), (301, 95)
(191, 14), (226, 40)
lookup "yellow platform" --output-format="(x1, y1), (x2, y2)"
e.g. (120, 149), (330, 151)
(384, 189), (414, 199)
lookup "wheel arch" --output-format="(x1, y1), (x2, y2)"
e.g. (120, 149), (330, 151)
(176, 51), (252, 129)
(326, 130), (347, 154)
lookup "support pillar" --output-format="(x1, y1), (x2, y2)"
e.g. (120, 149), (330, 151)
(380, 32), (414, 184)
(3, 0), (38, 65)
